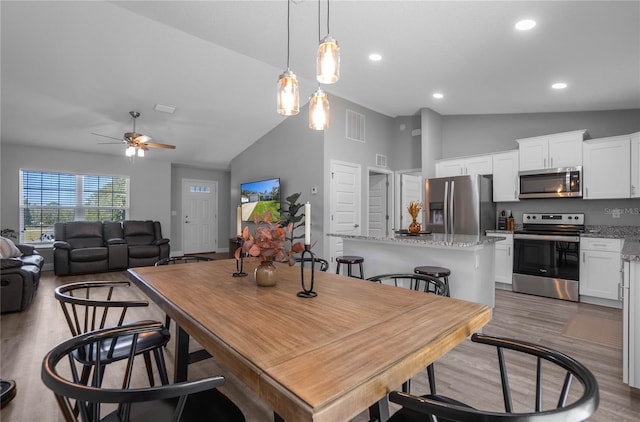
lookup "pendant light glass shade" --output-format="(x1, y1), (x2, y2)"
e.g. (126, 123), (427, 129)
(277, 70), (299, 116)
(317, 35), (340, 84)
(309, 87), (329, 130)
(137, 148), (144, 157)
(125, 146), (136, 157)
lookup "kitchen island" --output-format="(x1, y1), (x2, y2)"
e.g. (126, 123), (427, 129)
(327, 233), (503, 308)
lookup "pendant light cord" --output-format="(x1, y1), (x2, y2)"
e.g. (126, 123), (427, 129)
(326, 0), (330, 35)
(318, 0), (330, 38)
(286, 0), (291, 70)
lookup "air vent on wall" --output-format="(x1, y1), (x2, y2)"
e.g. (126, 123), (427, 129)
(346, 109), (365, 142)
(376, 154), (387, 168)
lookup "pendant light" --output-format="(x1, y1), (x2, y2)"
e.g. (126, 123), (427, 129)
(277, 0), (299, 116)
(309, 86), (329, 130)
(316, 0), (339, 84)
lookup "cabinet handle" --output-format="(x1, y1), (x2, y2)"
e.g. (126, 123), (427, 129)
(618, 283), (623, 300)
(582, 252), (585, 263)
(508, 246), (511, 256)
(632, 185), (636, 195)
(544, 158), (547, 168)
(585, 187), (588, 198)
(550, 157), (553, 167)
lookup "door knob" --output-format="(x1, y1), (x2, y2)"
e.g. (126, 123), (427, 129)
(354, 224), (360, 228)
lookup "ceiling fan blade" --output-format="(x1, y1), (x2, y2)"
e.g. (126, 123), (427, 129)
(97, 142), (126, 145)
(143, 142), (176, 150)
(92, 132), (124, 142)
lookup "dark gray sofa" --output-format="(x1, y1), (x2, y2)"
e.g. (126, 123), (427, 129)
(53, 220), (170, 276)
(1, 244), (45, 313)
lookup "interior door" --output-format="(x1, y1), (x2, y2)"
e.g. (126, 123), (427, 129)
(330, 161), (361, 270)
(368, 173), (388, 237)
(400, 174), (422, 231)
(182, 179), (217, 254)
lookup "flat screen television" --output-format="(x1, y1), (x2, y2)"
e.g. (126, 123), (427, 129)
(240, 177), (281, 222)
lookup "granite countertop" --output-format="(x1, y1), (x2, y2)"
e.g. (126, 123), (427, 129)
(326, 232), (504, 248)
(581, 225), (640, 240)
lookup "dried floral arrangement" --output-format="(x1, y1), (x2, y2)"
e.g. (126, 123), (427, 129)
(235, 211), (305, 264)
(407, 201), (422, 218)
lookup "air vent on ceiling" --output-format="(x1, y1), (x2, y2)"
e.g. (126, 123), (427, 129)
(376, 154), (387, 168)
(346, 109), (365, 143)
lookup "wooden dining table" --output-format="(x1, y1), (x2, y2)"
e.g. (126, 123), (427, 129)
(127, 258), (491, 422)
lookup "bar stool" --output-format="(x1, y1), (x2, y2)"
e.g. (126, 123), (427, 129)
(414, 266), (451, 296)
(335, 256), (365, 279)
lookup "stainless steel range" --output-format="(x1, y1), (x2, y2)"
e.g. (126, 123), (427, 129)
(512, 213), (585, 302)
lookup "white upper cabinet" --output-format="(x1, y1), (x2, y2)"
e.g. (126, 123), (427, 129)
(631, 132), (640, 198)
(583, 135), (631, 199)
(492, 150), (519, 202)
(517, 130), (586, 171)
(435, 154), (493, 177)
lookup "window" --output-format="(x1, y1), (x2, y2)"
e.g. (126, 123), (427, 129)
(19, 170), (129, 244)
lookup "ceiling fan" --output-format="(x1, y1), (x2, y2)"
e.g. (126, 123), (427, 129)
(93, 111), (176, 156)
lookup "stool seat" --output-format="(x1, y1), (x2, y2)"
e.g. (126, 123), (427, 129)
(336, 256), (364, 265)
(414, 266), (451, 278)
(414, 266), (451, 297)
(336, 255), (365, 279)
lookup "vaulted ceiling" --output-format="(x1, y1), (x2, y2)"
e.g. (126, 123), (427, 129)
(2, 1), (638, 168)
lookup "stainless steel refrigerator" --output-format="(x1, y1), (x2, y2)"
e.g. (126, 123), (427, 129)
(425, 175), (495, 235)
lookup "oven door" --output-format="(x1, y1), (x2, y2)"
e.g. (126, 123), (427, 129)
(513, 233), (580, 301)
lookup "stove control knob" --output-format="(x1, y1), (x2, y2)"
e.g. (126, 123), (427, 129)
(532, 216), (537, 219)
(526, 215), (531, 220)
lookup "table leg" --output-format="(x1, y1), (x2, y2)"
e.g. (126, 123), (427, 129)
(368, 395), (390, 422)
(175, 326), (190, 383)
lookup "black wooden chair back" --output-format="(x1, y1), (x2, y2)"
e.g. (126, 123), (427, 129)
(42, 322), (245, 422)
(388, 333), (599, 422)
(54, 281), (170, 387)
(367, 273), (448, 296)
(294, 256), (329, 272)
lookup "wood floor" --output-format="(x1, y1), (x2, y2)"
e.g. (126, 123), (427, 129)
(1, 269), (639, 421)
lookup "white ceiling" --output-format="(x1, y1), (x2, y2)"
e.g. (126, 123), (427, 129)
(2, 1), (639, 168)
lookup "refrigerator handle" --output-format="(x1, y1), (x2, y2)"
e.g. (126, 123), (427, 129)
(449, 181), (455, 234)
(444, 181), (449, 234)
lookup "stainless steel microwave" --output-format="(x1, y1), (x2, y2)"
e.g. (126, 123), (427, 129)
(519, 166), (582, 199)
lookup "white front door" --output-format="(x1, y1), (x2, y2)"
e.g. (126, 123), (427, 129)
(400, 174), (423, 230)
(330, 160), (361, 271)
(368, 172), (390, 237)
(182, 179), (218, 254)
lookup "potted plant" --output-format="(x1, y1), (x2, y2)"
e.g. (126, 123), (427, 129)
(235, 211), (305, 286)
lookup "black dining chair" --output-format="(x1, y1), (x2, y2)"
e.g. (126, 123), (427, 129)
(155, 255), (213, 329)
(366, 273), (448, 395)
(387, 333), (599, 422)
(54, 281), (170, 387)
(42, 321), (246, 422)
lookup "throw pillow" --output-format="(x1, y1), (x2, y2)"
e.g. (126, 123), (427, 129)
(0, 236), (22, 258)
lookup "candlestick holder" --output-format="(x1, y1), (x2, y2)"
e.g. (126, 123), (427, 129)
(297, 244), (317, 298)
(232, 236), (247, 277)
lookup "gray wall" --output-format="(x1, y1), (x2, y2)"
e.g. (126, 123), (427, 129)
(170, 164), (231, 254)
(435, 108), (640, 227)
(1, 143), (172, 267)
(391, 115), (421, 170)
(441, 109), (640, 158)
(421, 108), (444, 179)
(230, 103), (325, 254)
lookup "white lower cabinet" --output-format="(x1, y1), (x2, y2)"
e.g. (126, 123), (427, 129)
(487, 233), (513, 285)
(579, 237), (623, 302)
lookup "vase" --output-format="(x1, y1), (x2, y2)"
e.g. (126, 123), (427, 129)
(254, 260), (277, 287)
(408, 217), (421, 234)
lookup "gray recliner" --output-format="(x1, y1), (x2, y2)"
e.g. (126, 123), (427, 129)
(1, 244), (44, 313)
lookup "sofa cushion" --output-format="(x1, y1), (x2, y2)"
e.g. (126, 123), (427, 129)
(70, 247), (108, 262)
(128, 245), (160, 259)
(0, 237), (22, 258)
(65, 221), (104, 248)
(1, 258), (23, 270)
(124, 221), (155, 246)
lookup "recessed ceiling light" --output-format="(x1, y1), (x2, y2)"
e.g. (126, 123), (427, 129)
(369, 53), (382, 61)
(154, 103), (176, 114)
(433, 93), (444, 99)
(552, 82), (568, 90)
(515, 19), (536, 31)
